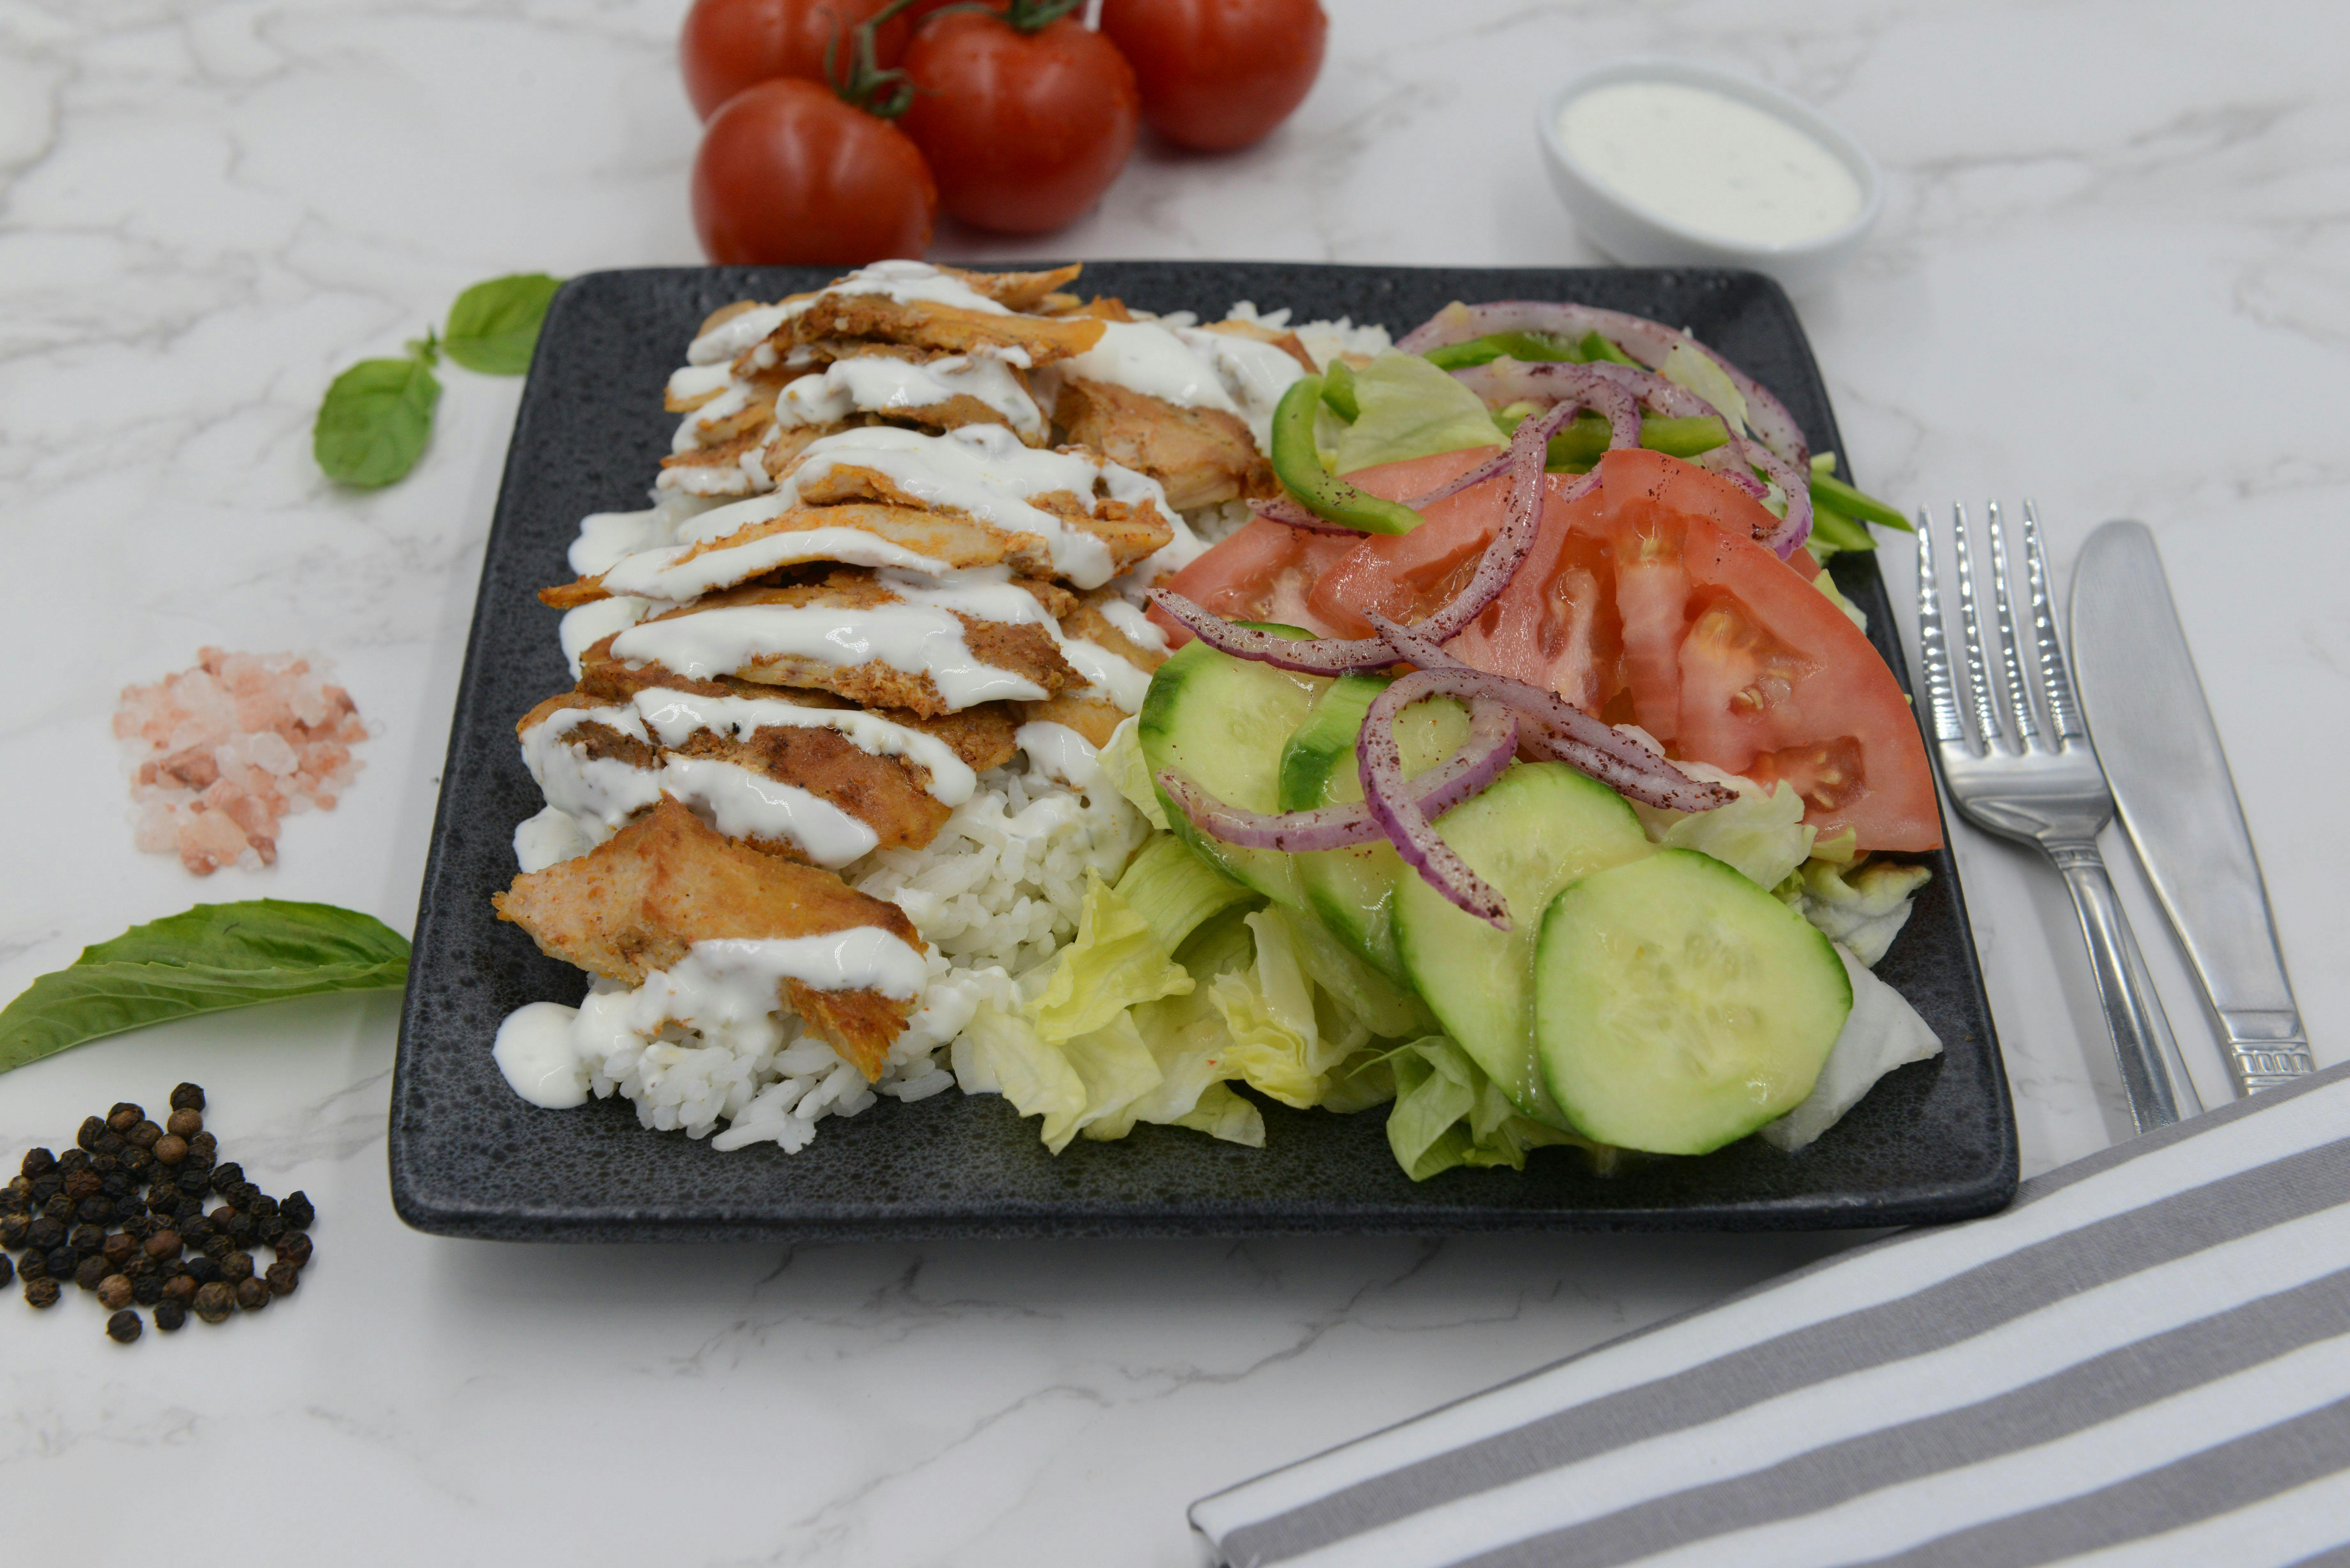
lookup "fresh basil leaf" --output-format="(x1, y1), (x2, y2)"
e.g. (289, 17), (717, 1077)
(0, 901), (412, 1074)
(314, 355), (440, 488)
(443, 273), (562, 374)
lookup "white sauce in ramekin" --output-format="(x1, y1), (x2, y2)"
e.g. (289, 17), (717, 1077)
(1560, 81), (1864, 248)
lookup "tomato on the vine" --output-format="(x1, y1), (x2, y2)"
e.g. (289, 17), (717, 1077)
(1099, 0), (1326, 152)
(897, 2), (1140, 234)
(691, 77), (937, 265)
(679, 0), (917, 122)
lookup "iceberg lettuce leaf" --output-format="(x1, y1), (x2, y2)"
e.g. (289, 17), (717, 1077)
(1331, 352), (1505, 476)
(1780, 856), (1933, 967)
(1634, 765), (1816, 891)
(1386, 1037), (1602, 1181)
(1025, 872), (1193, 1043)
(1114, 833), (1258, 956)
(1760, 944), (1942, 1151)
(1098, 716), (1170, 830)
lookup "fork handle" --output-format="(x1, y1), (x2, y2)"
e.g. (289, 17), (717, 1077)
(2050, 841), (2204, 1131)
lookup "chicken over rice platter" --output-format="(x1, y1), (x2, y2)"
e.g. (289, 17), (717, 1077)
(489, 261), (1945, 1180)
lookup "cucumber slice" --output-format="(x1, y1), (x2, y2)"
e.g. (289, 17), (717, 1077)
(1392, 763), (1652, 1120)
(1276, 677), (1469, 983)
(1533, 849), (1853, 1155)
(1137, 629), (1327, 906)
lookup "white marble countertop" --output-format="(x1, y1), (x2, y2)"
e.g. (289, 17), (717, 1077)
(4, 1), (2343, 1559)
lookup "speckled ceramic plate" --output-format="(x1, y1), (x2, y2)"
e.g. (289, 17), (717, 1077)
(388, 262), (2015, 1242)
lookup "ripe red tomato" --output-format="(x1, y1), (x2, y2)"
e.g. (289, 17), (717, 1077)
(679, 0), (916, 123)
(1099, 0), (1327, 152)
(1167, 447), (1941, 851)
(691, 79), (937, 265)
(897, 11), (1140, 234)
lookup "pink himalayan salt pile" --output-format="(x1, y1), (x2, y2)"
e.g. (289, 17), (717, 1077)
(114, 647), (369, 875)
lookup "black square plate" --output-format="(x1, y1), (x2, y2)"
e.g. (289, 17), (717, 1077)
(390, 262), (2016, 1241)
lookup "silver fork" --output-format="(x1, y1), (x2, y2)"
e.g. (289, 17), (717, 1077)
(1915, 501), (2203, 1132)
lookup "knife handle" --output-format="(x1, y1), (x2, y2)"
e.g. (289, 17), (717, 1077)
(2051, 842), (2205, 1131)
(2220, 1009), (2315, 1094)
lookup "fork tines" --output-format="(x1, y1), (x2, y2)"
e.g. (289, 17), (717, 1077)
(1915, 500), (2090, 758)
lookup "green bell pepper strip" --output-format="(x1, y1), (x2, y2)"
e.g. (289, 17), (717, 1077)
(1320, 358), (1360, 421)
(1806, 502), (1877, 554)
(1270, 375), (1421, 535)
(1492, 407), (1730, 471)
(1421, 329), (1586, 370)
(1575, 329), (1642, 367)
(1809, 469), (1913, 531)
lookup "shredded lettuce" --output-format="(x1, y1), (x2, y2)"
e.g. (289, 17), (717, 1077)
(1209, 909), (1368, 1107)
(1330, 352), (1505, 475)
(1760, 944), (1942, 1151)
(1634, 763), (1816, 891)
(1025, 873), (1194, 1043)
(1264, 903), (1437, 1040)
(1114, 833), (1256, 956)
(1385, 1036), (1600, 1181)
(1098, 716), (1169, 830)
(1779, 856), (1933, 967)
(1660, 342), (1750, 435)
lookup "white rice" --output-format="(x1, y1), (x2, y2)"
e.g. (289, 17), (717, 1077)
(566, 308), (1361, 1154)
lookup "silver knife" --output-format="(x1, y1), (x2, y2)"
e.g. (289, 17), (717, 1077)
(2069, 520), (2313, 1094)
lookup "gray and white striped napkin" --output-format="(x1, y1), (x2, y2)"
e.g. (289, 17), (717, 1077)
(1192, 1063), (2350, 1568)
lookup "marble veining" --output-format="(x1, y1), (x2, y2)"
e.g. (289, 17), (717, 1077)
(4, 1), (2345, 1560)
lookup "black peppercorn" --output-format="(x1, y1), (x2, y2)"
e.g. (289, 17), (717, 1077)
(32, 1171), (64, 1201)
(162, 1273), (197, 1305)
(101, 1232), (138, 1267)
(255, 1213), (286, 1244)
(1, 1212), (30, 1248)
(20, 1147), (56, 1179)
(57, 1146), (89, 1173)
(0, 1253), (12, 1290)
(223, 1212), (254, 1245)
(183, 1255), (222, 1286)
(220, 1250), (255, 1284)
(209, 1162), (245, 1194)
(192, 1282), (233, 1323)
(164, 1107), (202, 1139)
(248, 1192), (278, 1217)
(121, 1212), (157, 1240)
(29, 1216), (67, 1251)
(263, 1260), (298, 1296)
(62, 1169), (100, 1201)
(174, 1167), (209, 1196)
(100, 1169), (132, 1198)
(76, 1116), (103, 1151)
(74, 1254), (110, 1291)
(152, 1134), (187, 1165)
(113, 1195), (145, 1223)
(106, 1308), (142, 1343)
(123, 1254), (156, 1284)
(274, 1231), (312, 1268)
(42, 1194), (73, 1224)
(96, 1274), (133, 1309)
(0, 1182), (25, 1216)
(108, 1101), (142, 1129)
(43, 1246), (75, 1279)
(124, 1145), (155, 1176)
(154, 1297), (186, 1331)
(76, 1195), (113, 1225)
(69, 1223), (105, 1254)
(144, 1229), (182, 1260)
(24, 1276), (60, 1309)
(171, 1196), (202, 1223)
(187, 1129), (216, 1157)
(233, 1277), (268, 1313)
(130, 1272), (164, 1306)
(93, 1131), (125, 1158)
(126, 1119), (163, 1149)
(180, 1149), (213, 1177)
(180, 1216), (215, 1244)
(171, 1082), (205, 1112)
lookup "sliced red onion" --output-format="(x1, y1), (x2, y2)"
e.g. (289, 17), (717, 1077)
(1370, 614), (1738, 816)
(1403, 365), (1642, 508)
(1154, 698), (1517, 854)
(1453, 359), (1810, 556)
(1397, 300), (1810, 468)
(1358, 675), (1516, 929)
(1248, 495), (1364, 535)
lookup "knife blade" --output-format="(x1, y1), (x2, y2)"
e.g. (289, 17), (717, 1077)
(2069, 520), (2312, 1094)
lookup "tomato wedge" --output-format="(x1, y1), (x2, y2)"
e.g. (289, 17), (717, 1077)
(1163, 447), (1941, 851)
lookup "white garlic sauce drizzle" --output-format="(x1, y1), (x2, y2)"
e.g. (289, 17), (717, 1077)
(1037, 319), (1306, 450)
(774, 351), (1045, 443)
